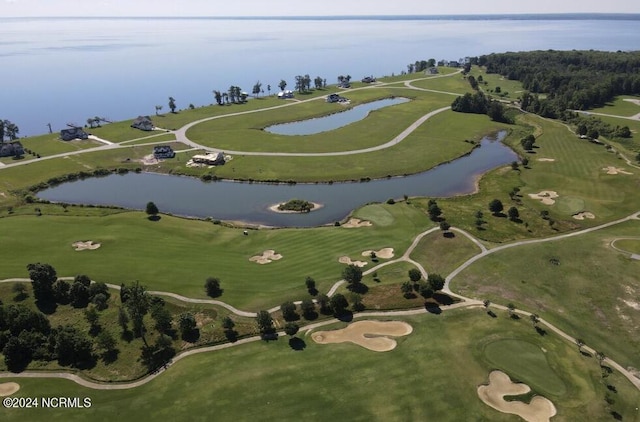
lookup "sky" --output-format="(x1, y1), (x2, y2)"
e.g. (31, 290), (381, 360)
(1, 0), (639, 17)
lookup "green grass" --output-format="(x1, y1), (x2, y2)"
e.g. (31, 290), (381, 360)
(470, 68), (526, 101)
(483, 339), (567, 396)
(409, 229), (482, 276)
(590, 96), (640, 117)
(613, 238), (640, 254)
(1, 309), (637, 421)
(0, 203), (431, 311)
(452, 219), (640, 371)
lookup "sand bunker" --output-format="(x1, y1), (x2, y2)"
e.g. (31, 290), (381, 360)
(528, 191), (559, 205)
(536, 158), (556, 162)
(249, 250), (283, 264)
(602, 166), (632, 175)
(478, 371), (556, 422)
(342, 218), (373, 228)
(338, 256), (368, 267)
(312, 320), (413, 352)
(0, 382), (20, 397)
(573, 212), (595, 220)
(72, 240), (101, 251)
(361, 248), (394, 259)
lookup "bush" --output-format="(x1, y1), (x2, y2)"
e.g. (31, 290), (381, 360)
(386, 198), (395, 205)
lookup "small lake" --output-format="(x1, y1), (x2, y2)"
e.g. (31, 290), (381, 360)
(264, 97), (409, 135)
(39, 132), (517, 227)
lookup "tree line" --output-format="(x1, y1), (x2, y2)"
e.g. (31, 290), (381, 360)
(0, 119), (20, 142)
(478, 50), (640, 117)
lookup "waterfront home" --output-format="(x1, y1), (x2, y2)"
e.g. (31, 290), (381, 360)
(60, 127), (89, 141)
(131, 116), (154, 131)
(153, 145), (175, 159)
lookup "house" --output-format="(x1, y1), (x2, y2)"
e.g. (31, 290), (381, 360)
(425, 67), (439, 75)
(0, 141), (25, 157)
(153, 145), (175, 159)
(326, 93), (348, 103)
(191, 152), (226, 166)
(448, 61), (460, 68)
(277, 90), (294, 99)
(437, 60), (447, 67)
(338, 82), (351, 88)
(361, 76), (376, 83)
(60, 127), (89, 141)
(131, 116), (154, 131)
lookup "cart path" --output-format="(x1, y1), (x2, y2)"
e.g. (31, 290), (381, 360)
(2, 211), (639, 390)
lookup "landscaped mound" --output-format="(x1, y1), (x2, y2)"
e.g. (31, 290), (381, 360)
(528, 191), (559, 205)
(249, 250), (283, 264)
(72, 240), (101, 251)
(0, 382), (20, 397)
(361, 248), (394, 259)
(338, 256), (367, 267)
(477, 371), (556, 422)
(311, 320), (413, 352)
(342, 218), (373, 228)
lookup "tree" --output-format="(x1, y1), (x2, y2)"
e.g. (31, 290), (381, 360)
(530, 313), (540, 326)
(278, 80), (287, 91)
(3, 336), (31, 372)
(96, 330), (117, 358)
(522, 157), (529, 167)
(408, 268), (422, 282)
(256, 310), (274, 337)
(140, 334), (175, 371)
(316, 294), (330, 314)
(118, 306), (129, 333)
(168, 97), (176, 113)
(55, 325), (94, 367)
(428, 202), (442, 221)
(84, 306), (101, 336)
(507, 303), (516, 318)
(252, 81), (262, 98)
(342, 264), (363, 286)
(124, 281), (149, 338)
(280, 301), (298, 321)
(329, 293), (349, 316)
(222, 316), (235, 331)
(300, 299), (316, 319)
(488, 199), (504, 215)
(511, 161), (519, 170)
(401, 281), (414, 298)
(284, 322), (299, 337)
(51, 279), (70, 305)
(508, 206), (520, 221)
(12, 282), (28, 301)
(145, 201), (159, 219)
(151, 304), (173, 335)
(587, 128), (599, 140)
(439, 221), (451, 234)
(576, 338), (585, 352)
(26, 262), (57, 305)
(204, 277), (222, 297)
(419, 282), (434, 299)
(69, 281), (90, 308)
(483, 299), (491, 309)
(305, 276), (317, 295)
(266, 84), (271, 96)
(427, 273), (445, 292)
(155, 105), (163, 115)
(178, 312), (197, 341)
(213, 90), (222, 105)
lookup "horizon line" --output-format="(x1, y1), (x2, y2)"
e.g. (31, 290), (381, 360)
(3, 13), (640, 19)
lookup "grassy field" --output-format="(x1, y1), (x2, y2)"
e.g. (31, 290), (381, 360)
(0, 203), (432, 311)
(1, 309), (638, 421)
(409, 229), (482, 276)
(451, 219), (640, 371)
(590, 96), (640, 117)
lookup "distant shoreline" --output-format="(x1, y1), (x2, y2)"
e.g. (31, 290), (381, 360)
(6, 14), (640, 21)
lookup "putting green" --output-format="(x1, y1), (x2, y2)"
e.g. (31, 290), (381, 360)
(354, 204), (396, 227)
(483, 339), (567, 397)
(554, 196), (586, 215)
(613, 239), (640, 255)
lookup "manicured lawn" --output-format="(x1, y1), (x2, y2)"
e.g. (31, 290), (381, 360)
(2, 309), (636, 421)
(590, 96), (640, 117)
(409, 229), (482, 277)
(470, 68), (526, 101)
(613, 238), (640, 254)
(451, 220), (640, 371)
(0, 203), (431, 311)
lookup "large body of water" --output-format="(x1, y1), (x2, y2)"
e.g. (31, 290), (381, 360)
(1, 15), (639, 136)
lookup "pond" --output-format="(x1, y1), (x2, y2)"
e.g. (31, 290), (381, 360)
(264, 97), (410, 135)
(39, 132), (517, 227)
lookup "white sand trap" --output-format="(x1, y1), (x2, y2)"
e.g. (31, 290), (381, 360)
(528, 191), (559, 205)
(249, 250), (283, 264)
(478, 371), (557, 422)
(342, 218), (372, 228)
(536, 158), (556, 162)
(361, 248), (394, 259)
(338, 256), (368, 267)
(72, 240), (101, 251)
(312, 320), (413, 352)
(573, 212), (595, 220)
(0, 382), (20, 396)
(603, 166), (632, 175)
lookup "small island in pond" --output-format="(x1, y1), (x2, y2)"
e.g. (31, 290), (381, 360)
(270, 199), (322, 213)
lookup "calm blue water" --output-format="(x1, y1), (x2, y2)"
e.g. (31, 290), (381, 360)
(1, 16), (639, 136)
(265, 97), (409, 135)
(39, 133), (517, 227)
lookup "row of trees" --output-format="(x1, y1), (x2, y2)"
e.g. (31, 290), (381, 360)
(406, 59), (436, 74)
(0, 119), (20, 142)
(451, 91), (509, 123)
